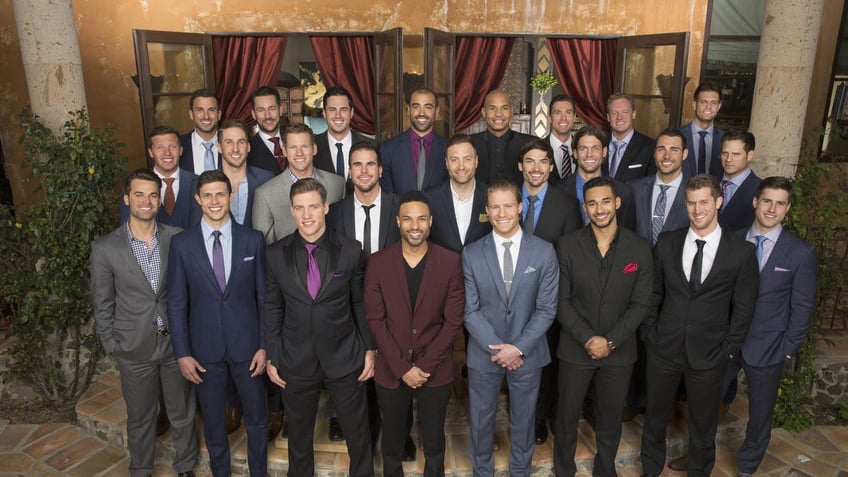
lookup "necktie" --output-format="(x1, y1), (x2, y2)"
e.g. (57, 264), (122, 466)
(417, 137), (426, 190)
(720, 179), (732, 211)
(212, 231), (226, 293)
(269, 137), (287, 171)
(335, 142), (346, 178)
(362, 204), (375, 254)
(697, 130), (708, 175)
(559, 143), (572, 179)
(305, 244), (321, 299)
(202, 141), (215, 171)
(162, 177), (176, 216)
(651, 184), (670, 244)
(502, 241), (514, 296)
(690, 239), (706, 292)
(755, 235), (767, 268)
(610, 140), (626, 177)
(524, 195), (539, 234)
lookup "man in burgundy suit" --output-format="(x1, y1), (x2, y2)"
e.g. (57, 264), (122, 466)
(365, 190), (466, 477)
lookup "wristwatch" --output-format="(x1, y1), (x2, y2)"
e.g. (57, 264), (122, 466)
(607, 340), (616, 352)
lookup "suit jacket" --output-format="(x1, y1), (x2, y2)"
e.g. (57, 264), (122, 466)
(379, 130), (449, 194)
(252, 168), (346, 245)
(680, 122), (724, 179)
(167, 221), (266, 363)
(643, 227), (759, 370)
(314, 130), (372, 176)
(718, 171), (761, 232)
(631, 174), (689, 244)
(178, 131), (221, 173)
(365, 242), (465, 389)
(119, 168), (199, 229)
(248, 133), (284, 175)
(529, 184), (582, 245)
(558, 174), (637, 231)
(741, 229), (817, 367)
(471, 129), (535, 186)
(189, 166), (274, 229)
(327, 189), (400, 252)
(264, 231), (374, 379)
(556, 226), (653, 366)
(462, 232), (559, 371)
(424, 181), (491, 253)
(91, 223), (180, 361)
(604, 130), (656, 183)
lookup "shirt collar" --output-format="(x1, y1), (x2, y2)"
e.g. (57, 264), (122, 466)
(126, 221), (159, 243)
(655, 172), (684, 188)
(687, 224), (722, 246)
(201, 216), (232, 239)
(192, 130), (217, 147)
(522, 182), (549, 203)
(493, 227), (522, 247)
(612, 129), (635, 145)
(747, 223), (782, 243)
(723, 168), (752, 187)
(354, 190), (382, 208)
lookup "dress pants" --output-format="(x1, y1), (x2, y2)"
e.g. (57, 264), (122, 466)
(196, 357), (267, 477)
(536, 322), (561, 426)
(554, 360), (631, 477)
(640, 350), (724, 477)
(737, 354), (785, 474)
(115, 339), (197, 477)
(377, 382), (451, 477)
(468, 366), (542, 477)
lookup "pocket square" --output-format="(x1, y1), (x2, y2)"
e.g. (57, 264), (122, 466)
(523, 266), (537, 274)
(774, 266), (791, 272)
(628, 163), (642, 169)
(333, 272), (345, 278)
(243, 256), (255, 261)
(623, 262), (638, 273)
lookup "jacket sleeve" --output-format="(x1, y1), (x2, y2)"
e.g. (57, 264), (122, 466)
(90, 240), (118, 354)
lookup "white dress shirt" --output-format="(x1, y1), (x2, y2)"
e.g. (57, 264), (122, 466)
(451, 182), (476, 245)
(493, 227), (522, 279)
(330, 131), (353, 178)
(191, 130), (218, 173)
(652, 173), (683, 221)
(354, 192), (382, 252)
(682, 225), (722, 284)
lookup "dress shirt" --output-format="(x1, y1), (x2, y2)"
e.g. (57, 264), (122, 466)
(682, 225), (722, 285)
(652, 173), (683, 221)
(522, 183), (549, 229)
(451, 181), (476, 245)
(330, 131), (353, 178)
(589, 227), (620, 287)
(493, 227), (522, 280)
(201, 217), (233, 284)
(257, 130), (283, 156)
(155, 169), (179, 208)
(721, 168), (752, 206)
(407, 129), (435, 173)
(610, 129), (635, 167)
(549, 134), (574, 177)
(746, 224), (782, 270)
(126, 222), (164, 330)
(689, 122), (716, 173)
(575, 173), (590, 224)
(354, 192), (382, 252)
(231, 175), (249, 224)
(191, 130), (218, 173)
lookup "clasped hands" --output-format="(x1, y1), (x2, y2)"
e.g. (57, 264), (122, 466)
(584, 336), (610, 360)
(489, 343), (524, 371)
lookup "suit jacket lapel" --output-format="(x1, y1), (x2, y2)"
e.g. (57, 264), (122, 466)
(467, 185), (487, 243)
(226, 225), (246, 297)
(483, 235), (509, 304)
(285, 238), (311, 298)
(639, 180), (653, 229)
(440, 184), (464, 245)
(158, 227), (172, 295)
(315, 234), (341, 300)
(191, 227), (224, 295)
(509, 234), (534, 302)
(343, 196), (357, 240)
(576, 229), (604, 294)
(378, 191), (393, 250)
(115, 226), (155, 295)
(672, 230), (690, 290)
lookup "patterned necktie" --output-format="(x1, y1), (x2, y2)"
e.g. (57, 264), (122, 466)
(362, 204), (375, 254)
(755, 235), (767, 269)
(690, 239), (706, 292)
(559, 144), (572, 179)
(305, 244), (321, 299)
(336, 142), (346, 178)
(202, 141), (215, 171)
(269, 137), (287, 171)
(651, 184), (670, 244)
(417, 137), (427, 190)
(502, 241), (514, 296)
(162, 178), (176, 216)
(610, 140), (626, 177)
(212, 231), (226, 292)
(524, 195), (539, 234)
(720, 179), (732, 211)
(697, 130), (708, 175)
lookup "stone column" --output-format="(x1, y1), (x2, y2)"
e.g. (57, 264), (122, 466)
(12, 0), (87, 133)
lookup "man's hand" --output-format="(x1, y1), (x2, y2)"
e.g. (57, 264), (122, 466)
(267, 361), (287, 388)
(178, 356), (206, 384)
(357, 350), (376, 382)
(249, 349), (267, 377)
(584, 336), (610, 360)
(489, 344), (524, 369)
(402, 366), (430, 388)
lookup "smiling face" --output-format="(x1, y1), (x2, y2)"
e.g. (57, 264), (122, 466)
(397, 200), (432, 248)
(575, 134), (607, 177)
(607, 97), (636, 139)
(694, 90), (721, 126)
(583, 184), (620, 230)
(323, 94), (353, 140)
(290, 190), (329, 243)
(284, 132), (317, 178)
(408, 91), (437, 135)
(251, 94), (281, 135)
(195, 180), (233, 228)
(486, 188), (522, 238)
(148, 133), (182, 176)
(753, 187), (790, 233)
(549, 99), (575, 141)
(218, 126), (251, 169)
(124, 178), (160, 223)
(654, 134), (688, 182)
(482, 91), (513, 137)
(349, 148), (381, 194)
(189, 96), (221, 138)
(519, 148), (553, 192)
(685, 186), (722, 236)
(446, 142), (478, 186)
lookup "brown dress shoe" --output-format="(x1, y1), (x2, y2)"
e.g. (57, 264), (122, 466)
(226, 405), (243, 434)
(667, 455), (688, 471)
(268, 411), (284, 441)
(156, 408), (170, 437)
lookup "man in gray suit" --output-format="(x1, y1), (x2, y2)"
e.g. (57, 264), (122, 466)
(462, 179), (559, 477)
(91, 169), (197, 477)
(252, 123), (346, 245)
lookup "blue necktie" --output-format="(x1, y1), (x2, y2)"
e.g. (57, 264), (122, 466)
(652, 185), (670, 245)
(755, 235), (767, 269)
(202, 142), (215, 171)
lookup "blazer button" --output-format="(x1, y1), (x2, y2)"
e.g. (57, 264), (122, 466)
(408, 349), (413, 354)
(412, 329), (417, 334)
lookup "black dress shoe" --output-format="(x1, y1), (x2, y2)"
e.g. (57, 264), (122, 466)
(328, 417), (345, 441)
(177, 472), (195, 477)
(155, 408), (170, 437)
(226, 404), (243, 434)
(667, 455), (688, 471)
(402, 434), (416, 461)
(534, 419), (548, 445)
(267, 411), (283, 441)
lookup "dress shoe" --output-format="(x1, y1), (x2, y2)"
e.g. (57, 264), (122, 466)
(177, 472), (195, 477)
(267, 411), (284, 441)
(155, 408), (170, 437)
(621, 405), (645, 422)
(226, 404), (243, 434)
(328, 417), (345, 441)
(534, 419), (548, 445)
(667, 455), (688, 471)
(402, 434), (417, 461)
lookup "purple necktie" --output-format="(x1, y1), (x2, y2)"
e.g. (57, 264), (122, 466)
(212, 231), (226, 292)
(305, 244), (321, 299)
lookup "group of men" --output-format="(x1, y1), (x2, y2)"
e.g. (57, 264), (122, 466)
(91, 81), (816, 477)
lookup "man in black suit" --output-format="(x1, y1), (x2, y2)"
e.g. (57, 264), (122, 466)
(425, 133), (491, 253)
(545, 94), (577, 187)
(717, 128), (762, 232)
(247, 86), (286, 175)
(640, 174), (759, 477)
(604, 93), (655, 183)
(472, 89), (536, 186)
(554, 177), (653, 477)
(265, 178), (376, 477)
(314, 86), (370, 186)
(681, 82), (724, 179)
(179, 88), (221, 173)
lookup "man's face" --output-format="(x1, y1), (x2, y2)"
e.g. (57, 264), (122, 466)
(753, 188), (791, 233)
(519, 148), (553, 189)
(124, 179), (160, 222)
(218, 127), (251, 169)
(607, 98), (636, 137)
(694, 91), (722, 125)
(721, 139), (754, 179)
(148, 133), (182, 176)
(290, 190), (328, 242)
(549, 99), (575, 139)
(486, 189), (522, 237)
(397, 200), (432, 248)
(446, 142), (478, 186)
(575, 135), (607, 175)
(323, 95), (353, 138)
(482, 91), (513, 136)
(285, 132), (317, 177)
(685, 186), (722, 235)
(583, 185), (620, 229)
(189, 96), (221, 135)
(654, 134), (688, 178)
(408, 91), (437, 134)
(195, 180), (232, 224)
(251, 94), (281, 135)
(349, 149), (382, 194)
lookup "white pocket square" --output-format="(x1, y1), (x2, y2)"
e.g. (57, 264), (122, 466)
(244, 256), (255, 261)
(628, 163), (643, 169)
(524, 266), (537, 274)
(774, 266), (790, 272)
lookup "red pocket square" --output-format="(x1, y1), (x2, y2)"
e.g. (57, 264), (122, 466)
(623, 262), (638, 273)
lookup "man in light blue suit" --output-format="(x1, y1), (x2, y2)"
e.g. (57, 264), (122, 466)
(462, 179), (559, 477)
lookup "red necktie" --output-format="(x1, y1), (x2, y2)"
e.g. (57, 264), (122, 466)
(162, 178), (175, 216)
(269, 137), (288, 171)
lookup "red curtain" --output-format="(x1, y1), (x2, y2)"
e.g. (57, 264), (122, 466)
(309, 36), (376, 135)
(454, 37), (516, 132)
(547, 38), (617, 130)
(212, 36), (287, 127)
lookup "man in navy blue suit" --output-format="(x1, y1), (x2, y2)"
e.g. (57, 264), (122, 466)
(680, 83), (724, 180)
(168, 170), (268, 477)
(717, 129), (761, 232)
(179, 88), (221, 173)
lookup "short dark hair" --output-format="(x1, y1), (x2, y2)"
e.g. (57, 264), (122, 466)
(685, 173), (720, 199)
(721, 128), (756, 153)
(583, 176), (617, 198)
(147, 125), (180, 148)
(217, 119), (249, 142)
(446, 133), (475, 150)
(399, 190), (431, 213)
(487, 179), (522, 205)
(519, 138), (554, 164)
(407, 88), (437, 105)
(323, 86), (354, 109)
(349, 140), (381, 167)
(693, 82), (722, 101)
(573, 125), (610, 149)
(757, 176), (794, 204)
(197, 170), (232, 195)
(251, 86), (281, 108)
(607, 93), (635, 111)
(189, 88), (218, 110)
(123, 168), (161, 196)
(549, 93), (576, 111)
(656, 128), (687, 150)
(290, 178), (327, 204)
(284, 123), (315, 144)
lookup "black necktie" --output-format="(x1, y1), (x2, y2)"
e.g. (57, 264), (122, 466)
(524, 195), (539, 234)
(690, 239), (706, 292)
(362, 204), (375, 254)
(336, 142), (345, 177)
(698, 130), (708, 174)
